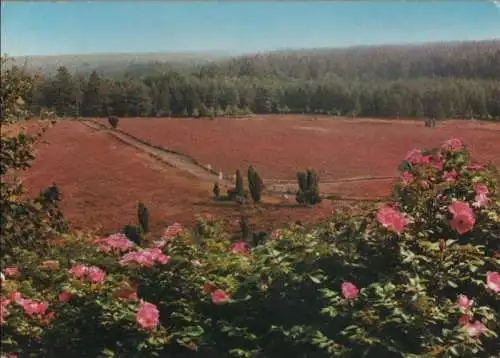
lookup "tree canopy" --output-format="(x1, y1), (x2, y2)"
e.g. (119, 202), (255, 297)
(22, 40), (500, 120)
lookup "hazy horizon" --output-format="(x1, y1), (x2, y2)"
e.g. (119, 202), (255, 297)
(2, 1), (500, 57)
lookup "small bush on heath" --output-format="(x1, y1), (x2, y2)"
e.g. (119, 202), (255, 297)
(108, 116), (119, 129)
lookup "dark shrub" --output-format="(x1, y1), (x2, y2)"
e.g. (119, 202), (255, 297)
(108, 116), (119, 129)
(296, 169), (322, 205)
(137, 201), (149, 234)
(235, 169), (245, 199)
(248, 165), (263, 202)
(297, 171), (308, 192)
(213, 182), (220, 200)
(424, 117), (437, 127)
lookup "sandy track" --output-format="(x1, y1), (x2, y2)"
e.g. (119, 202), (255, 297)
(83, 120), (233, 186)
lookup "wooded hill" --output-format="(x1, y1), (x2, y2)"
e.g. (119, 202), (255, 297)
(12, 39), (500, 120)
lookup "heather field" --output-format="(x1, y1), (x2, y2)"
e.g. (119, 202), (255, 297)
(16, 121), (335, 235)
(105, 115), (500, 181)
(10, 116), (500, 236)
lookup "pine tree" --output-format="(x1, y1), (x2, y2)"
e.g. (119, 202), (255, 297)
(137, 201), (149, 234)
(306, 169), (321, 204)
(248, 165), (263, 202)
(213, 182), (220, 200)
(82, 71), (103, 116)
(297, 171), (308, 193)
(235, 169), (244, 198)
(50, 66), (77, 116)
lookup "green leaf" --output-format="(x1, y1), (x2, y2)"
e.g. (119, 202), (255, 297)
(101, 348), (115, 357)
(308, 275), (322, 284)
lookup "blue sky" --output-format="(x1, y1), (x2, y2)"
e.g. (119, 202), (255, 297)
(1, 1), (500, 56)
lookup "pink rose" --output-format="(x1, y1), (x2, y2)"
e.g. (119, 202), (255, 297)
(376, 206), (408, 233)
(136, 300), (159, 330)
(153, 223), (183, 248)
(474, 184), (489, 195)
(119, 248), (169, 267)
(270, 230), (281, 240)
(3, 267), (18, 278)
(473, 193), (489, 208)
(472, 184), (489, 208)
(147, 248), (169, 265)
(164, 223), (183, 239)
(68, 264), (89, 279)
(157, 254), (169, 264)
(94, 233), (133, 253)
(230, 241), (250, 255)
(442, 137), (463, 152)
(87, 266), (106, 284)
(442, 170), (457, 182)
(120, 251), (153, 267)
(58, 291), (71, 303)
(464, 320), (486, 337)
(486, 271), (500, 293)
(341, 281), (359, 300)
(448, 201), (475, 234)
(405, 149), (431, 165)
(211, 289), (230, 304)
(405, 149), (424, 166)
(68, 264), (106, 284)
(18, 299), (49, 316)
(400, 171), (414, 186)
(420, 155), (432, 165)
(456, 294), (473, 313)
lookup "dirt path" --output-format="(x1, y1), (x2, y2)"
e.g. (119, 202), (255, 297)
(81, 120), (390, 202)
(83, 120), (233, 186)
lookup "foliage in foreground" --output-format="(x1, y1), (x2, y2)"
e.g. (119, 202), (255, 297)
(1, 138), (499, 358)
(1, 57), (68, 257)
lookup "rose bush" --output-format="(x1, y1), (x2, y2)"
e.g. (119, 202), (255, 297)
(1, 117), (499, 358)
